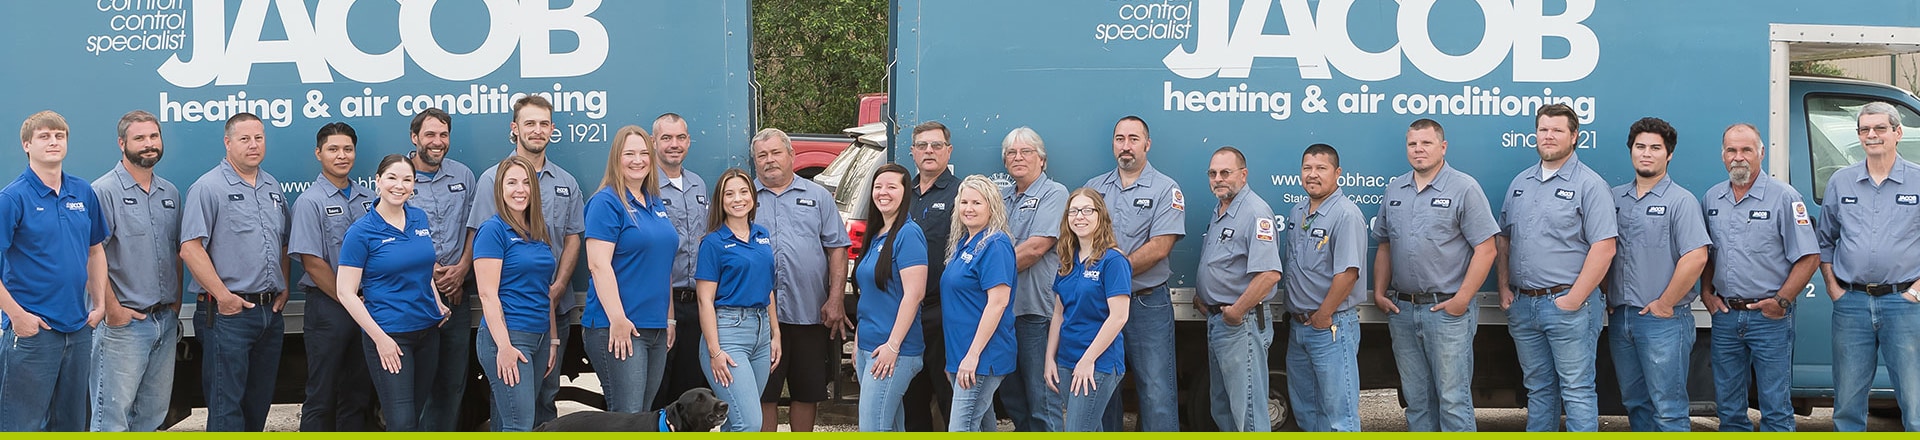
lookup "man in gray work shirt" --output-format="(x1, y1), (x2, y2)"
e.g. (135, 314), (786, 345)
(1818, 101), (1920, 431)
(1603, 117), (1710, 432)
(1086, 115), (1184, 432)
(751, 127), (850, 432)
(90, 110), (183, 432)
(1495, 103), (1617, 432)
(179, 112), (292, 432)
(1198, 146), (1281, 432)
(1283, 143), (1367, 432)
(288, 122), (373, 432)
(465, 96), (587, 426)
(650, 112), (713, 411)
(407, 108), (479, 431)
(995, 126), (1067, 432)
(1370, 119), (1498, 432)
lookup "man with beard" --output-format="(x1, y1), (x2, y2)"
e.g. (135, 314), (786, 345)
(649, 113), (714, 412)
(1818, 101), (1920, 431)
(1282, 144), (1366, 432)
(89, 110), (184, 432)
(466, 96), (588, 427)
(1700, 123), (1817, 431)
(288, 122), (374, 431)
(1086, 116), (1184, 431)
(1197, 147), (1281, 432)
(1494, 103), (1616, 432)
(1603, 117), (1709, 432)
(408, 108), (480, 431)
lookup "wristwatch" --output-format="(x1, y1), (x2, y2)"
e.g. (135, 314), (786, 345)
(1772, 296), (1794, 308)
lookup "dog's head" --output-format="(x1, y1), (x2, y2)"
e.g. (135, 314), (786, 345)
(663, 388), (728, 432)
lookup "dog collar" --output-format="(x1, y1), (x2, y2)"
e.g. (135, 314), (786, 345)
(660, 416), (673, 432)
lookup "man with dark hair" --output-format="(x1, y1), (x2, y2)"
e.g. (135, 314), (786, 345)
(904, 120), (958, 431)
(409, 107), (480, 432)
(90, 110), (184, 432)
(1495, 103), (1617, 432)
(1, 110), (108, 432)
(1819, 101), (1920, 431)
(1605, 117), (1709, 431)
(1086, 115), (1184, 431)
(1371, 119), (1497, 432)
(466, 96), (587, 427)
(650, 112), (715, 411)
(290, 122), (375, 431)
(1283, 143), (1366, 432)
(1702, 123), (1816, 432)
(1198, 146), (1281, 431)
(180, 112), (292, 431)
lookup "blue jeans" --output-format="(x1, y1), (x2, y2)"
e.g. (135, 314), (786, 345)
(299, 291), (371, 432)
(999, 314), (1058, 432)
(585, 326), (669, 414)
(1505, 292), (1601, 432)
(856, 349), (923, 431)
(1832, 290), (1920, 431)
(536, 308), (578, 426)
(947, 372), (1005, 432)
(700, 306), (773, 432)
(1711, 307), (1794, 431)
(0, 324), (93, 431)
(1057, 366), (1121, 432)
(1286, 309), (1361, 432)
(1386, 298), (1477, 432)
(1609, 305), (1695, 432)
(92, 309), (179, 431)
(1112, 285), (1178, 431)
(1207, 311), (1274, 431)
(420, 288), (476, 431)
(477, 324), (550, 431)
(363, 327), (442, 432)
(198, 303), (284, 432)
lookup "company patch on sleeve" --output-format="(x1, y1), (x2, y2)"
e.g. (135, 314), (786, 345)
(1792, 201), (1810, 226)
(1254, 217), (1275, 242)
(1171, 189), (1185, 211)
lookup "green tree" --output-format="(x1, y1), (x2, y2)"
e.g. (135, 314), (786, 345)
(754, 0), (888, 134)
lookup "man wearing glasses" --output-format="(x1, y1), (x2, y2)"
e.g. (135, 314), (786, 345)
(1197, 147), (1282, 432)
(997, 127), (1068, 432)
(1818, 101), (1920, 431)
(904, 120), (960, 431)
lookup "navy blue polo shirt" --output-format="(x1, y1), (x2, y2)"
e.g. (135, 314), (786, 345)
(339, 206), (443, 333)
(940, 230), (1018, 375)
(582, 188), (680, 330)
(1053, 248), (1131, 375)
(696, 225), (776, 308)
(473, 215), (557, 333)
(856, 222), (929, 356)
(0, 170), (108, 333)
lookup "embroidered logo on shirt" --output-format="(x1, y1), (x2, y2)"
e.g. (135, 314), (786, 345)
(449, 183), (466, 193)
(1646, 206), (1667, 216)
(1255, 218), (1276, 242)
(122, 197), (137, 205)
(960, 251), (974, 263)
(1134, 198), (1153, 209)
(162, 199), (176, 209)
(1020, 198), (1039, 210)
(661, 199), (672, 206)
(416, 228), (431, 237)
(654, 210), (668, 218)
(1554, 189), (1575, 200)
(66, 202), (86, 212)
(1792, 202), (1810, 226)
(1083, 270), (1101, 281)
(1431, 198), (1452, 208)
(930, 202), (946, 211)
(228, 194), (245, 201)
(269, 193), (283, 203)
(325, 206), (344, 216)
(1512, 189), (1524, 197)
(555, 186), (572, 197)
(362, 201), (373, 210)
(1310, 228), (1327, 238)
(797, 198), (816, 207)
(1842, 196), (1858, 204)
(1899, 194), (1919, 205)
(1750, 210), (1770, 220)
(1172, 189), (1186, 211)
(756, 237), (771, 245)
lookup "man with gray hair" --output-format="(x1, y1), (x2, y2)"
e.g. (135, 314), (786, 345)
(90, 110), (184, 432)
(751, 127), (850, 431)
(995, 126), (1067, 432)
(1818, 101), (1920, 431)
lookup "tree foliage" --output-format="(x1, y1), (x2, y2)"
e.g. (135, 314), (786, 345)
(754, 0), (888, 134)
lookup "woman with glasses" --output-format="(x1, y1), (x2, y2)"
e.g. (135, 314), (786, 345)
(1044, 188), (1131, 432)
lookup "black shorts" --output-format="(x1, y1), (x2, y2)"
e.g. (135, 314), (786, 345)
(763, 323), (834, 403)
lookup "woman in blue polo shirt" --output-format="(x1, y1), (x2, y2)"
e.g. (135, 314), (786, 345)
(472, 156), (557, 431)
(1045, 188), (1132, 432)
(940, 175), (1019, 432)
(695, 168), (779, 432)
(583, 126), (680, 413)
(853, 164), (928, 431)
(335, 154), (447, 432)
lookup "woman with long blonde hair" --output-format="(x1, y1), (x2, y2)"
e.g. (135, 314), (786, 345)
(938, 175), (1018, 432)
(582, 125), (680, 413)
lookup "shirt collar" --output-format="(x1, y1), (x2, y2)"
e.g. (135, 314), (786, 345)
(312, 175), (356, 200)
(1306, 188), (1349, 219)
(111, 162), (153, 192)
(1216, 186), (1253, 220)
(1397, 164), (1457, 193)
(1530, 153), (1586, 183)
(1102, 164), (1163, 190)
(1014, 173), (1054, 198)
(15, 169), (59, 198)
(1622, 175), (1676, 201)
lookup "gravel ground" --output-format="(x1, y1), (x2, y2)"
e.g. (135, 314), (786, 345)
(163, 376), (1902, 432)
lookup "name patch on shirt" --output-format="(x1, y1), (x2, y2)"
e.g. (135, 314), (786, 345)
(449, 183), (467, 193)
(1899, 194), (1919, 205)
(1512, 189), (1524, 197)
(1020, 198), (1039, 210)
(1255, 217), (1276, 242)
(415, 228), (431, 237)
(1310, 228), (1327, 238)
(381, 237), (397, 244)
(555, 186), (572, 197)
(696, 195), (708, 205)
(1793, 201), (1810, 226)
(1219, 228), (1235, 240)
(325, 206), (344, 216)
(1430, 198), (1452, 208)
(1134, 198), (1153, 209)
(362, 201), (373, 210)
(66, 202), (86, 212)
(1554, 189), (1576, 200)
(661, 199), (671, 206)
(1646, 205), (1667, 216)
(797, 198), (816, 207)
(1750, 210), (1770, 220)
(1842, 196), (1859, 204)
(162, 199), (176, 209)
(1389, 200), (1401, 206)
(1707, 209), (1718, 216)
(122, 197), (137, 205)
(228, 194), (246, 201)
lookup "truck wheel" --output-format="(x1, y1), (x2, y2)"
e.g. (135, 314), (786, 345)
(1269, 371), (1297, 431)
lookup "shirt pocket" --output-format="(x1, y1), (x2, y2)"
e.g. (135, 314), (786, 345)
(1419, 207), (1456, 242)
(227, 195), (260, 234)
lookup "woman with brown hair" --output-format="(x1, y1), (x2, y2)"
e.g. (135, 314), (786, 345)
(472, 155), (557, 431)
(1044, 188), (1131, 432)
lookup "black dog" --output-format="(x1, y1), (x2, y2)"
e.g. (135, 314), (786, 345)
(534, 388), (728, 432)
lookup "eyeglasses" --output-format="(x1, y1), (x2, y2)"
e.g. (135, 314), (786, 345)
(1004, 147), (1039, 158)
(1205, 168), (1242, 178)
(1857, 125), (1898, 135)
(911, 141), (950, 151)
(1066, 207), (1100, 217)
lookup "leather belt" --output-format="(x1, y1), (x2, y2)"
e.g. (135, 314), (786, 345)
(1203, 302), (1266, 331)
(1720, 296), (1771, 310)
(1290, 312), (1313, 324)
(1841, 280), (1915, 296)
(207, 291), (275, 305)
(1396, 292), (1456, 304)
(1516, 284), (1571, 297)
(673, 287), (697, 303)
